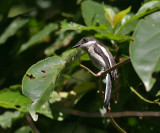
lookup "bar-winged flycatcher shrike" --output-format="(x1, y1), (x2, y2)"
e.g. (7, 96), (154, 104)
(72, 37), (117, 108)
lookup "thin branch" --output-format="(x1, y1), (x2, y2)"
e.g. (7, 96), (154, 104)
(58, 108), (160, 118)
(130, 87), (160, 105)
(80, 57), (131, 77)
(108, 109), (127, 133)
(102, 57), (130, 76)
(80, 64), (98, 76)
(25, 113), (40, 133)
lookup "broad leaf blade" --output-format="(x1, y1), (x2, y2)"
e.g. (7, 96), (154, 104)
(130, 11), (160, 91)
(0, 18), (28, 45)
(118, 13), (138, 35)
(22, 49), (80, 121)
(18, 23), (58, 53)
(137, 1), (160, 14)
(44, 31), (76, 56)
(0, 111), (21, 129)
(113, 6), (131, 27)
(116, 1), (160, 34)
(103, 6), (115, 27)
(0, 85), (31, 112)
(15, 126), (33, 133)
(61, 20), (87, 30)
(23, 57), (65, 121)
(81, 1), (107, 26)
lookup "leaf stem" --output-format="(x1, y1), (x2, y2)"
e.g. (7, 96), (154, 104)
(130, 87), (160, 105)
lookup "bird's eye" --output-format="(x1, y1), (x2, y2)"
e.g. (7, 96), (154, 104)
(83, 38), (87, 43)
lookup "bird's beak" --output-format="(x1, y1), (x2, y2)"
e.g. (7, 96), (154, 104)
(72, 43), (81, 48)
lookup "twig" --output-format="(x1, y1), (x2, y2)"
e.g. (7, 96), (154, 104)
(80, 64), (98, 76)
(102, 57), (130, 76)
(26, 113), (40, 133)
(57, 108), (160, 118)
(80, 57), (130, 77)
(130, 87), (160, 105)
(108, 109), (127, 133)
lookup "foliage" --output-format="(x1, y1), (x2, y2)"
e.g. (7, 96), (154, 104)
(0, 0), (160, 133)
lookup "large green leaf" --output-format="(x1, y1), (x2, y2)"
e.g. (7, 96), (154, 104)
(18, 23), (58, 54)
(0, 111), (21, 129)
(130, 11), (160, 91)
(22, 49), (80, 121)
(0, 18), (28, 45)
(0, 85), (31, 111)
(81, 1), (107, 26)
(116, 1), (160, 34)
(0, 85), (55, 119)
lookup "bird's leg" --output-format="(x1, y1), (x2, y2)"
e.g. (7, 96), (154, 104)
(107, 103), (111, 111)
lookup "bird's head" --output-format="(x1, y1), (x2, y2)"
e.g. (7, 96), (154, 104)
(72, 37), (97, 50)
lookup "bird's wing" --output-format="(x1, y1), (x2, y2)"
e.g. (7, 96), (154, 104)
(94, 43), (118, 80)
(94, 44), (111, 69)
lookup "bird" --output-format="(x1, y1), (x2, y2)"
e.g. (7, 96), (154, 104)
(72, 37), (117, 108)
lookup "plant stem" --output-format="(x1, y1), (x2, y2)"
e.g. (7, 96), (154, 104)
(130, 87), (160, 105)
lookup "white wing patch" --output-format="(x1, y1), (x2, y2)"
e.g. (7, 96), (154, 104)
(88, 46), (106, 70)
(97, 44), (113, 67)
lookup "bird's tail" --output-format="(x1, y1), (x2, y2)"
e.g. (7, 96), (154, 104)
(104, 73), (112, 108)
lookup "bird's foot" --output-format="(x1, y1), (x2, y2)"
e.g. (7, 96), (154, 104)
(107, 106), (111, 112)
(97, 71), (104, 76)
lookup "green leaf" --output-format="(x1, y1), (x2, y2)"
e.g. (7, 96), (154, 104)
(94, 31), (130, 42)
(137, 1), (160, 14)
(113, 6), (131, 27)
(81, 1), (107, 26)
(22, 49), (80, 121)
(118, 13), (139, 35)
(18, 23), (58, 54)
(0, 18), (28, 45)
(0, 85), (57, 119)
(116, 1), (160, 34)
(61, 20), (130, 42)
(0, 111), (21, 129)
(130, 11), (160, 91)
(15, 126), (33, 133)
(61, 20), (94, 31)
(0, 85), (31, 111)
(156, 90), (160, 97)
(103, 5), (115, 27)
(44, 31), (76, 56)
(80, 53), (90, 61)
